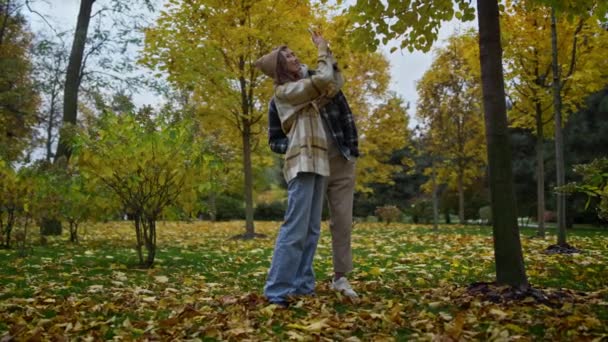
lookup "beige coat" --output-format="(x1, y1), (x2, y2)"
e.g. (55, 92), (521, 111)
(274, 44), (344, 182)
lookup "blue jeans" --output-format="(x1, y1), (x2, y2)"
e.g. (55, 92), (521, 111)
(264, 172), (326, 304)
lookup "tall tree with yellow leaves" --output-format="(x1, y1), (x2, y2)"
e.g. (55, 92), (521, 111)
(416, 33), (486, 224)
(356, 93), (412, 194)
(141, 0), (317, 238)
(503, 0), (608, 239)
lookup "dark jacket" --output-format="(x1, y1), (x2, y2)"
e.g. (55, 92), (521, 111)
(268, 89), (359, 159)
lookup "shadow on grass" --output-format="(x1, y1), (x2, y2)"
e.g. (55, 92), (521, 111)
(230, 233), (267, 240)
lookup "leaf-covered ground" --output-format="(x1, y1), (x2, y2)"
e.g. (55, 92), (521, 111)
(1, 221), (607, 341)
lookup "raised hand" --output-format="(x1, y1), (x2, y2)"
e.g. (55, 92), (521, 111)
(309, 28), (327, 48)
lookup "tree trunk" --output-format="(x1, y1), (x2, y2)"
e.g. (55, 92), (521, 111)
(0, 216), (4, 246)
(45, 92), (57, 162)
(2, 209), (15, 248)
(236, 53), (255, 238)
(431, 162), (439, 230)
(54, 0), (95, 163)
(0, 0), (11, 45)
(19, 216), (29, 256)
(7, 210), (14, 248)
(476, 0), (528, 288)
(458, 172), (465, 224)
(550, 7), (567, 246)
(144, 219), (156, 268)
(535, 101), (546, 238)
(208, 191), (216, 221)
(242, 122), (255, 237)
(134, 216), (143, 266)
(69, 221), (78, 243)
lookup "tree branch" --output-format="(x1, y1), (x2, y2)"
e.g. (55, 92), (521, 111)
(25, 0), (64, 43)
(561, 18), (585, 91)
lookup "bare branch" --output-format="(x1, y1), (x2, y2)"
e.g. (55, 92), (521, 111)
(90, 6), (111, 19)
(25, 0), (64, 44)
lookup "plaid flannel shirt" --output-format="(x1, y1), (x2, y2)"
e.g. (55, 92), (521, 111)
(268, 89), (359, 159)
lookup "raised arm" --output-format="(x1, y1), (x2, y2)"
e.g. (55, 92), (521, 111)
(274, 41), (341, 105)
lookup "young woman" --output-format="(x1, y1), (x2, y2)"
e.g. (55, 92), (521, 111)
(255, 33), (343, 306)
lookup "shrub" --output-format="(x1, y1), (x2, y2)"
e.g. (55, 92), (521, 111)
(479, 206), (492, 225)
(543, 211), (557, 223)
(559, 158), (608, 221)
(214, 195), (245, 221)
(74, 113), (204, 268)
(255, 201), (286, 221)
(408, 198), (433, 224)
(374, 205), (402, 225)
(366, 216), (378, 222)
(39, 218), (62, 236)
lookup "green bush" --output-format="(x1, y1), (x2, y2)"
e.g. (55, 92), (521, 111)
(479, 206), (492, 225)
(560, 158), (608, 220)
(400, 213), (412, 223)
(366, 216), (378, 222)
(214, 195), (245, 221)
(408, 198), (433, 224)
(39, 218), (62, 236)
(255, 201), (286, 221)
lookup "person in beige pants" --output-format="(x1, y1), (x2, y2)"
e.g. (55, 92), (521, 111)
(268, 65), (359, 298)
(325, 156), (357, 297)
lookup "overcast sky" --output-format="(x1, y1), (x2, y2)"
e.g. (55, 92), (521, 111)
(25, 0), (477, 127)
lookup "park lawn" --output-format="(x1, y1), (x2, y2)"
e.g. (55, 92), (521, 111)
(0, 221), (606, 341)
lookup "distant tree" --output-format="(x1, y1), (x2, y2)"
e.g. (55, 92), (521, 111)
(503, 0), (608, 238)
(353, 145), (425, 218)
(357, 93), (413, 194)
(416, 32), (486, 224)
(53, 0), (155, 163)
(28, 0), (155, 235)
(0, 0), (39, 162)
(31, 36), (68, 162)
(509, 127), (538, 220)
(0, 161), (19, 247)
(0, 160), (39, 249)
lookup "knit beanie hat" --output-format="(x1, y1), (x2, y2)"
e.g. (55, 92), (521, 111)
(254, 46), (286, 80)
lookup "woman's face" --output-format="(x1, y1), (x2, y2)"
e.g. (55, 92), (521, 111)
(280, 48), (301, 75)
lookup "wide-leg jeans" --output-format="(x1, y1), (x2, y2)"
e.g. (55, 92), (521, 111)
(264, 172), (326, 304)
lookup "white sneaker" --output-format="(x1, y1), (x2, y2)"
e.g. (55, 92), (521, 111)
(331, 277), (358, 298)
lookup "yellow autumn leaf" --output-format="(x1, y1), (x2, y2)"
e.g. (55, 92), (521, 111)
(154, 275), (169, 283)
(369, 267), (383, 276)
(504, 323), (526, 333)
(489, 308), (508, 320)
(287, 319), (328, 333)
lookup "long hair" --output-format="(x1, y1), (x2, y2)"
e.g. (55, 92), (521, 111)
(275, 46), (300, 85)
